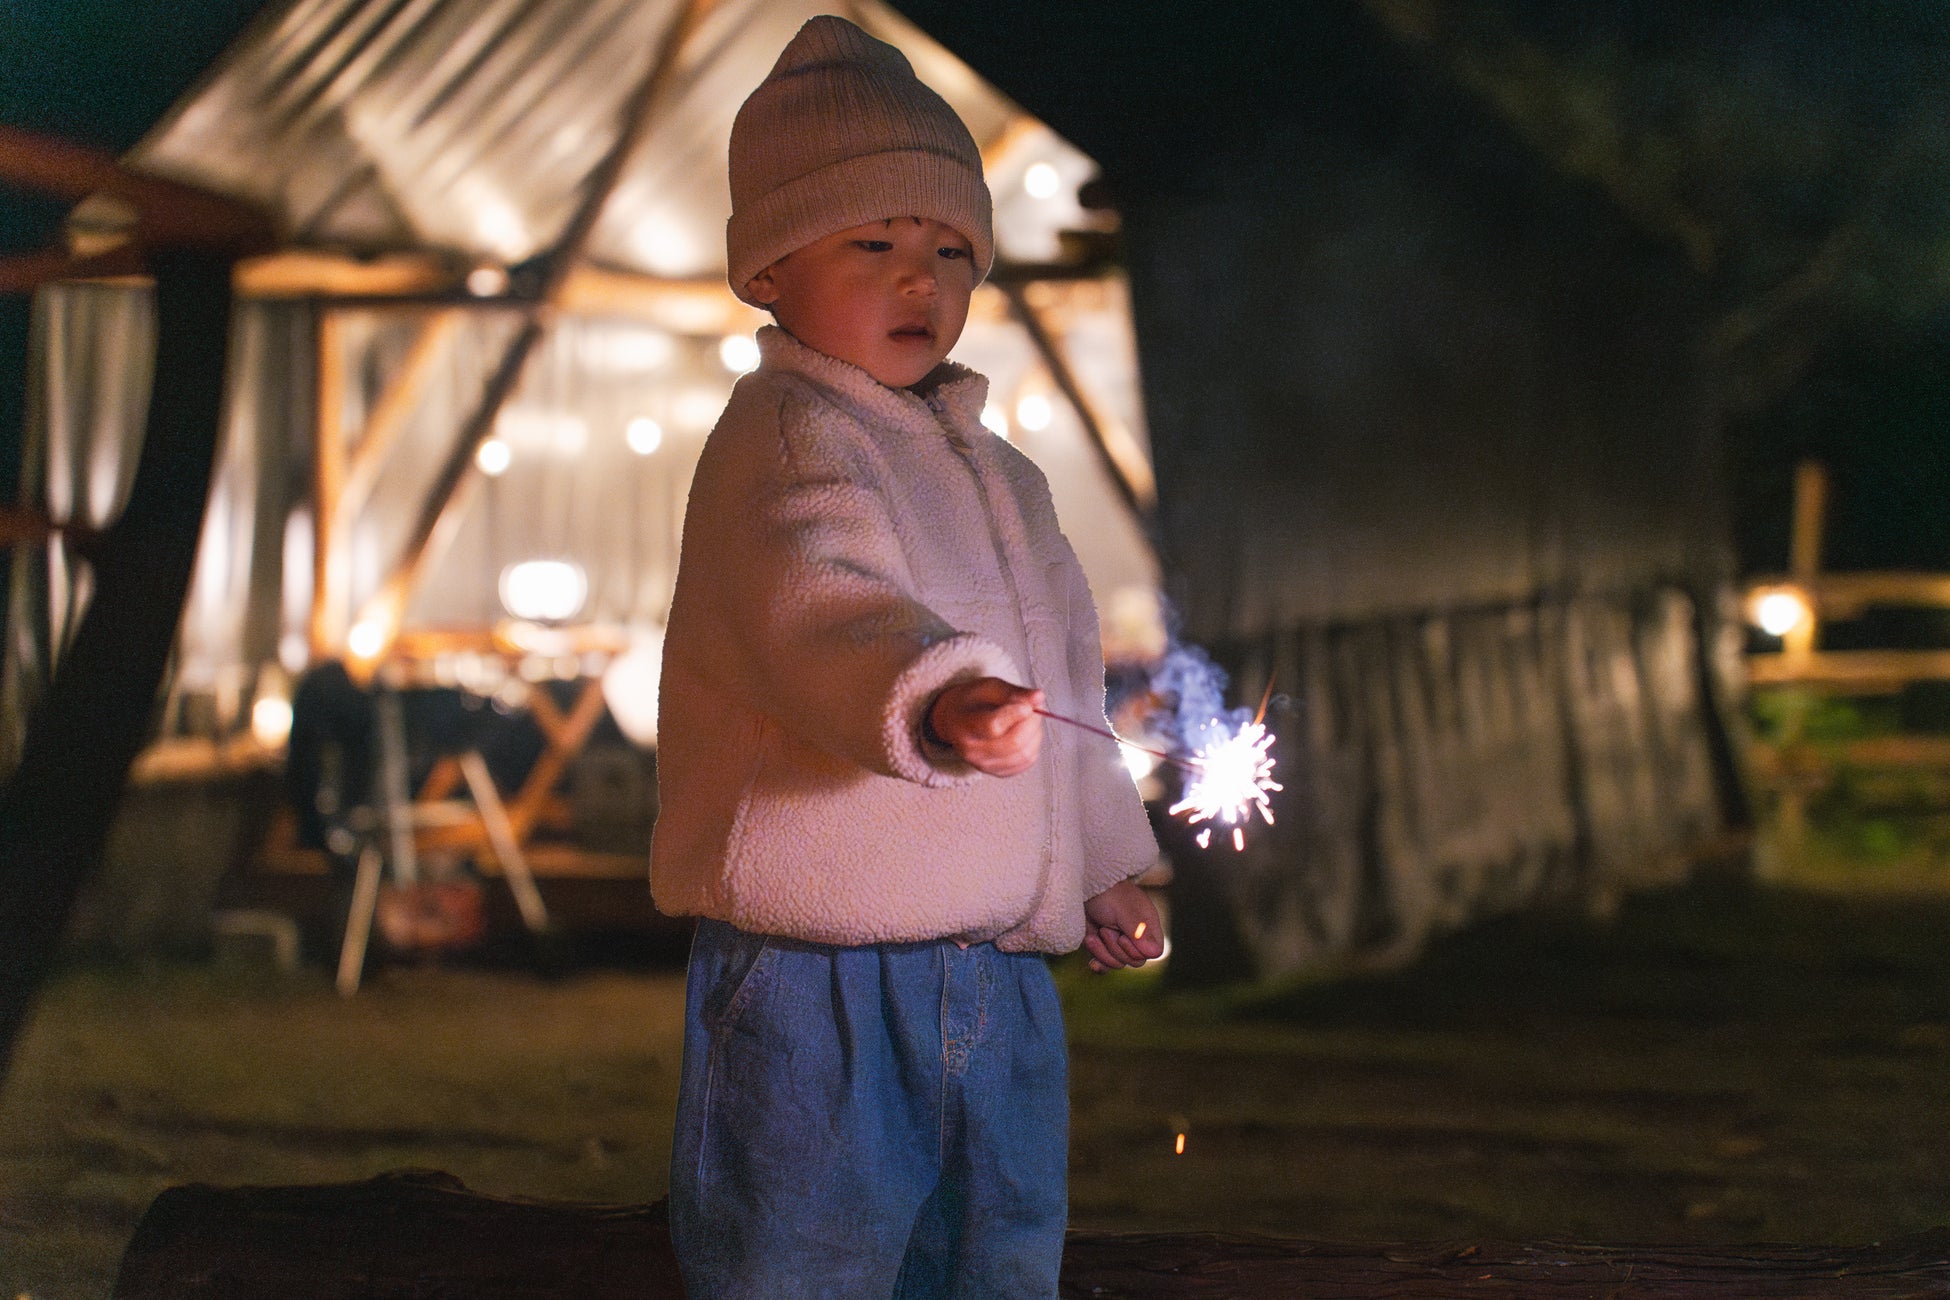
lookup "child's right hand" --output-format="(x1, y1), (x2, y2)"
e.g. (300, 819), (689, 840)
(928, 678), (1044, 777)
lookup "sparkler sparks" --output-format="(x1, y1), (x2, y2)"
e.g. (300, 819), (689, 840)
(1032, 679), (1283, 850)
(1168, 716), (1281, 849)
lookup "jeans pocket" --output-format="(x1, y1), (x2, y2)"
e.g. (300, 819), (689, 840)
(714, 935), (777, 1034)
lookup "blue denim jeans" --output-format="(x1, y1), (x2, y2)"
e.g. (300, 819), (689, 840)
(669, 919), (1069, 1299)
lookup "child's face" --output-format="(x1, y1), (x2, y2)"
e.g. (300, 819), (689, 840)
(746, 216), (975, 389)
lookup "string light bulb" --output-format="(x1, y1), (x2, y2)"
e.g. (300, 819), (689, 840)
(476, 438), (511, 476)
(627, 416), (664, 456)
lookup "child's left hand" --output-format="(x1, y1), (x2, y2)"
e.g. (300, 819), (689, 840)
(1082, 878), (1165, 972)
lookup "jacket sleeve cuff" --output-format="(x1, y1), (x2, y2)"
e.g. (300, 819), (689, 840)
(1082, 776), (1164, 897)
(882, 634), (1024, 787)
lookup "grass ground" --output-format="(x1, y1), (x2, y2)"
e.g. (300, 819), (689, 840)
(9, 877), (1950, 1298)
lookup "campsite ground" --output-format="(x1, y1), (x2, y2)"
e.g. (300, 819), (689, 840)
(7, 875), (1950, 1299)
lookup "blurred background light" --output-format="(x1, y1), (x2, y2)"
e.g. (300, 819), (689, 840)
(499, 559), (588, 624)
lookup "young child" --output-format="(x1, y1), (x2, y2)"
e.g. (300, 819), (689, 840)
(651, 16), (1164, 1297)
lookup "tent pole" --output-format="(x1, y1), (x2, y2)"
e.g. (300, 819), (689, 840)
(346, 0), (720, 665)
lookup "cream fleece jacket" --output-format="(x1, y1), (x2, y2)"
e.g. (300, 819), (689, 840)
(649, 326), (1158, 953)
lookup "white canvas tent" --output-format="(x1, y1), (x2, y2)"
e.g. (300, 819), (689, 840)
(4, 0), (1162, 808)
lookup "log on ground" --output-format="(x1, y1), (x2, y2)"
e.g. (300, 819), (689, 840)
(113, 1170), (1950, 1299)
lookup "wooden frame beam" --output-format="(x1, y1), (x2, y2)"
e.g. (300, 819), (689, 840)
(344, 0), (720, 670)
(1001, 283), (1157, 526)
(0, 124), (274, 255)
(235, 251), (454, 299)
(339, 310), (462, 518)
(0, 245), (145, 294)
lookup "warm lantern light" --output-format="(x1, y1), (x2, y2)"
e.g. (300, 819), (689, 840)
(720, 333), (761, 374)
(476, 438), (512, 476)
(627, 416), (664, 456)
(251, 694), (294, 748)
(347, 619), (386, 661)
(465, 265), (508, 297)
(1023, 162), (1061, 199)
(1750, 587), (1813, 638)
(499, 560), (588, 624)
(1015, 394), (1052, 432)
(981, 403), (1010, 439)
(1174, 1132), (1186, 1155)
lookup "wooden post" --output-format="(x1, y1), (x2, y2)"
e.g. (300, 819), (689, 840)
(309, 309), (348, 660)
(1785, 458), (1827, 662)
(1774, 458), (1830, 862)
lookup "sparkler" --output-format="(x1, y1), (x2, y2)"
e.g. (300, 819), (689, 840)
(1168, 718), (1280, 850)
(1032, 678), (1282, 851)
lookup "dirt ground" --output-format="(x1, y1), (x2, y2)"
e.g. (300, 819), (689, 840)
(8, 877), (1950, 1298)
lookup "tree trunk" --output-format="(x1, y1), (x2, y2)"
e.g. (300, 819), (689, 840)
(114, 1170), (1950, 1300)
(0, 250), (233, 1079)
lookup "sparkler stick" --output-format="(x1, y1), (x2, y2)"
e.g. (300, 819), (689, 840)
(1031, 707), (1199, 774)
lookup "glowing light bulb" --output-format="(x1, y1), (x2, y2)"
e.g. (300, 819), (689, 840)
(251, 695), (294, 748)
(626, 417), (664, 456)
(476, 438), (511, 476)
(1752, 588), (1812, 638)
(1024, 162), (1061, 199)
(348, 620), (385, 660)
(499, 559), (587, 623)
(981, 404), (1010, 439)
(465, 265), (508, 296)
(1015, 394), (1053, 432)
(720, 333), (761, 374)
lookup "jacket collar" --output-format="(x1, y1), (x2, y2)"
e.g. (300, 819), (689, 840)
(756, 325), (990, 439)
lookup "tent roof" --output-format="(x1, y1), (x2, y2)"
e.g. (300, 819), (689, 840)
(129, 0), (1032, 280)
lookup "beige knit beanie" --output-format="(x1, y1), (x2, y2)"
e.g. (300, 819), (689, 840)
(726, 15), (993, 305)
